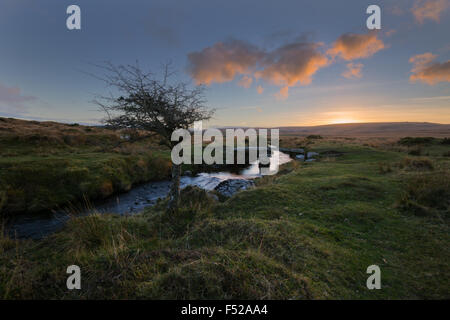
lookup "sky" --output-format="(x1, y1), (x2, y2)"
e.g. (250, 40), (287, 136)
(0, 0), (449, 127)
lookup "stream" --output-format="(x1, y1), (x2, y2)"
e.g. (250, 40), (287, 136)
(5, 150), (291, 239)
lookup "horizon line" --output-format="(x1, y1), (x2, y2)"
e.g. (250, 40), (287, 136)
(2, 116), (450, 128)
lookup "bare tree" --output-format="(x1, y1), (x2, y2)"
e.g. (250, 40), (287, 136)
(94, 62), (214, 210)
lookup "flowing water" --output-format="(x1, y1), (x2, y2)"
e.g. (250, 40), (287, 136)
(5, 150), (291, 239)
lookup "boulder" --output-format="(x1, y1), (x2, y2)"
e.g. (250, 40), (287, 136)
(214, 179), (255, 198)
(295, 154), (305, 160)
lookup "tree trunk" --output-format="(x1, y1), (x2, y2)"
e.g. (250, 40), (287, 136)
(168, 163), (181, 210)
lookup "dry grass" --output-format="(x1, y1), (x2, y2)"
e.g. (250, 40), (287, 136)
(398, 157), (434, 171)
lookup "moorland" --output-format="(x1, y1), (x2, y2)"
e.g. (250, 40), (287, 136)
(0, 117), (449, 299)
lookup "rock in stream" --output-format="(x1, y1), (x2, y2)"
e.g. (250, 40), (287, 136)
(214, 179), (255, 198)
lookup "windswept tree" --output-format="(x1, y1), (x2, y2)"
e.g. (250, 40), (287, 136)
(94, 62), (214, 210)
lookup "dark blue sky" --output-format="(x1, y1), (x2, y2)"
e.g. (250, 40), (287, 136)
(0, 0), (449, 126)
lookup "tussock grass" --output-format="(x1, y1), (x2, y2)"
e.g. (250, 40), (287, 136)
(398, 157), (434, 170)
(137, 249), (312, 299)
(397, 171), (450, 218)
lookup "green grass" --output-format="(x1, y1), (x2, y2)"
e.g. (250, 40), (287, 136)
(1, 140), (449, 299)
(0, 150), (171, 214)
(0, 118), (172, 215)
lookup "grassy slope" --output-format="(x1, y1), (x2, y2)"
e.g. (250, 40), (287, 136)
(0, 118), (172, 214)
(1, 138), (449, 299)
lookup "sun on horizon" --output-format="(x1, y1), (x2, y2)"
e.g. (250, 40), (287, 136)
(328, 118), (360, 124)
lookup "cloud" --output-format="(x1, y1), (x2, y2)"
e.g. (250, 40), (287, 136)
(238, 75), (253, 88)
(256, 85), (264, 94)
(187, 39), (264, 85)
(187, 32), (385, 98)
(188, 39), (328, 98)
(146, 22), (179, 47)
(342, 63), (363, 79)
(411, 0), (449, 23)
(255, 42), (329, 88)
(409, 53), (450, 84)
(408, 95), (450, 102)
(0, 83), (36, 114)
(388, 5), (405, 16)
(384, 29), (397, 37)
(327, 31), (385, 61)
(275, 86), (289, 100)
(144, 6), (187, 47)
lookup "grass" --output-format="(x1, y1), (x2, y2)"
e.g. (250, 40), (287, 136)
(0, 118), (172, 215)
(1, 136), (449, 299)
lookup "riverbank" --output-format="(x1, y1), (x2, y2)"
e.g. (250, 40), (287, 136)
(5, 148), (291, 239)
(1, 139), (449, 299)
(0, 118), (172, 215)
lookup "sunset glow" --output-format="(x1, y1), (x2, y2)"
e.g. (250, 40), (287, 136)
(329, 118), (360, 124)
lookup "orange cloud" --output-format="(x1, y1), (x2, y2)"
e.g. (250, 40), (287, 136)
(275, 86), (289, 100)
(411, 0), (449, 23)
(384, 29), (397, 37)
(187, 40), (263, 85)
(342, 63), (363, 79)
(188, 40), (328, 98)
(188, 32), (384, 97)
(409, 53), (450, 84)
(327, 32), (385, 61)
(0, 82), (36, 114)
(238, 75), (253, 88)
(256, 85), (264, 94)
(256, 42), (329, 88)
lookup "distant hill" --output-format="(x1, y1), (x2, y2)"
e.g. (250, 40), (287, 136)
(2, 117), (450, 138)
(277, 122), (450, 137)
